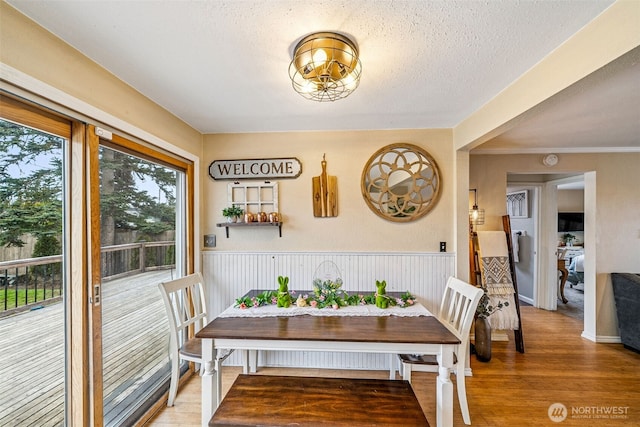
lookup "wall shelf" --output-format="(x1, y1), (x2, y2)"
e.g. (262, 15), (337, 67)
(216, 221), (282, 238)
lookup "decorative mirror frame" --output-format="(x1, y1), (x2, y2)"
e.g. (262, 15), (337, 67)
(360, 143), (442, 223)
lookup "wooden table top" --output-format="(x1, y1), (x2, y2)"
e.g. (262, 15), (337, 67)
(197, 311), (458, 345)
(209, 374), (430, 426)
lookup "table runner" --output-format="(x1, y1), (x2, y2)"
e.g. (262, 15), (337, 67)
(219, 302), (432, 318)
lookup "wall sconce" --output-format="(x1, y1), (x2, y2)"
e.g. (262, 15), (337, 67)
(289, 31), (362, 102)
(469, 189), (485, 227)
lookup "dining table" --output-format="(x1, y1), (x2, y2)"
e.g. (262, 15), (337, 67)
(196, 291), (461, 427)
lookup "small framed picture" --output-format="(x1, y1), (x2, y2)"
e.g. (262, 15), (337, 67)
(507, 190), (528, 218)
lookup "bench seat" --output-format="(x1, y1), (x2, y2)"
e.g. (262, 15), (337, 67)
(210, 374), (429, 426)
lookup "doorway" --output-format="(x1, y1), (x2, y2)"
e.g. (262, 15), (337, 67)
(555, 178), (585, 321)
(507, 172), (596, 340)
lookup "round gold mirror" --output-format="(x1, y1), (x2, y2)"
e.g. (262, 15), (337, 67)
(361, 143), (442, 222)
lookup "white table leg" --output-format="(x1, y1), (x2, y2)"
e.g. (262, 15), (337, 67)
(201, 338), (218, 427)
(249, 350), (258, 373)
(388, 353), (395, 379)
(242, 350), (249, 374)
(436, 346), (454, 427)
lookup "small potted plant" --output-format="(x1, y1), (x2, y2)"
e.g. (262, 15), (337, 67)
(562, 233), (576, 247)
(222, 205), (244, 223)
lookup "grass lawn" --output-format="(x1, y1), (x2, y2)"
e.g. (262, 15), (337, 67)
(0, 288), (62, 312)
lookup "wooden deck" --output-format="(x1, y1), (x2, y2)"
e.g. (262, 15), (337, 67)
(0, 269), (175, 427)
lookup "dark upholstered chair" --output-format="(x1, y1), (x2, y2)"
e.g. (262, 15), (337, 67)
(611, 273), (640, 353)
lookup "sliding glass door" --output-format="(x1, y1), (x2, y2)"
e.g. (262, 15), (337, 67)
(89, 128), (193, 426)
(0, 100), (70, 426)
(0, 97), (195, 426)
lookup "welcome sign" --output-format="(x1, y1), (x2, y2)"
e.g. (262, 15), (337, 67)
(209, 158), (302, 180)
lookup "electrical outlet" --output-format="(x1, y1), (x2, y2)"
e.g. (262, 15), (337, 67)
(204, 234), (216, 248)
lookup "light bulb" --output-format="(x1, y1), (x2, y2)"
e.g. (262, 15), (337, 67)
(342, 73), (357, 90)
(312, 49), (328, 68)
(300, 80), (317, 93)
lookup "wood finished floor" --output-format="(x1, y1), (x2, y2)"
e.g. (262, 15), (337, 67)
(146, 306), (640, 426)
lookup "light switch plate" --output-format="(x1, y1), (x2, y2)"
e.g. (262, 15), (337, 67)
(204, 234), (216, 248)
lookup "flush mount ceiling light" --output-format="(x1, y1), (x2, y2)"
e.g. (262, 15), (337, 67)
(288, 32), (362, 102)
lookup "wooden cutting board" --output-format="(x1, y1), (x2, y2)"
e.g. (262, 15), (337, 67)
(312, 155), (337, 217)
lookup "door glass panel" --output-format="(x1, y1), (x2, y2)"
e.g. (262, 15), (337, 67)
(0, 118), (66, 425)
(99, 145), (184, 425)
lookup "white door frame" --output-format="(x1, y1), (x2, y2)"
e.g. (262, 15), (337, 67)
(538, 173), (596, 342)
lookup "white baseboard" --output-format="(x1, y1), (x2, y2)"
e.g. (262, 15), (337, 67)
(470, 330), (509, 341)
(580, 331), (622, 344)
(491, 330), (510, 341)
(595, 335), (622, 344)
(518, 295), (534, 305)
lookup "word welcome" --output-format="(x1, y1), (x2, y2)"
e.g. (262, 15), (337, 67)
(209, 158), (302, 180)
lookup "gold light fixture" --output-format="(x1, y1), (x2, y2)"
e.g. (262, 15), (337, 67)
(289, 32), (362, 102)
(469, 189), (485, 227)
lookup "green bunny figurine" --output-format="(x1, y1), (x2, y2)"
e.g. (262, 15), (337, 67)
(277, 276), (292, 308)
(375, 280), (388, 309)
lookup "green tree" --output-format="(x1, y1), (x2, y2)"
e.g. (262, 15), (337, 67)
(98, 146), (176, 246)
(1, 119), (176, 256)
(31, 234), (62, 275)
(0, 119), (63, 248)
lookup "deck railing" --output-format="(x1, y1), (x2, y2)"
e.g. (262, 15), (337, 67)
(0, 255), (63, 314)
(0, 241), (175, 316)
(101, 240), (175, 281)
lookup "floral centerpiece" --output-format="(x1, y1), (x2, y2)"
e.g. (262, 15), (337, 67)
(233, 276), (416, 310)
(233, 261), (417, 310)
(311, 277), (346, 309)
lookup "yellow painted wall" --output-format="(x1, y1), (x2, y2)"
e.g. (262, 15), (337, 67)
(0, 2), (202, 154)
(202, 129), (454, 252)
(558, 190), (584, 212)
(470, 153), (640, 337)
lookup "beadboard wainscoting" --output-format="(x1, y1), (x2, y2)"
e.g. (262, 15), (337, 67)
(202, 251), (455, 370)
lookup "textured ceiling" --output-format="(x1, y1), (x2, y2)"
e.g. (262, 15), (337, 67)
(6, 0), (639, 153)
(476, 45), (640, 153)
